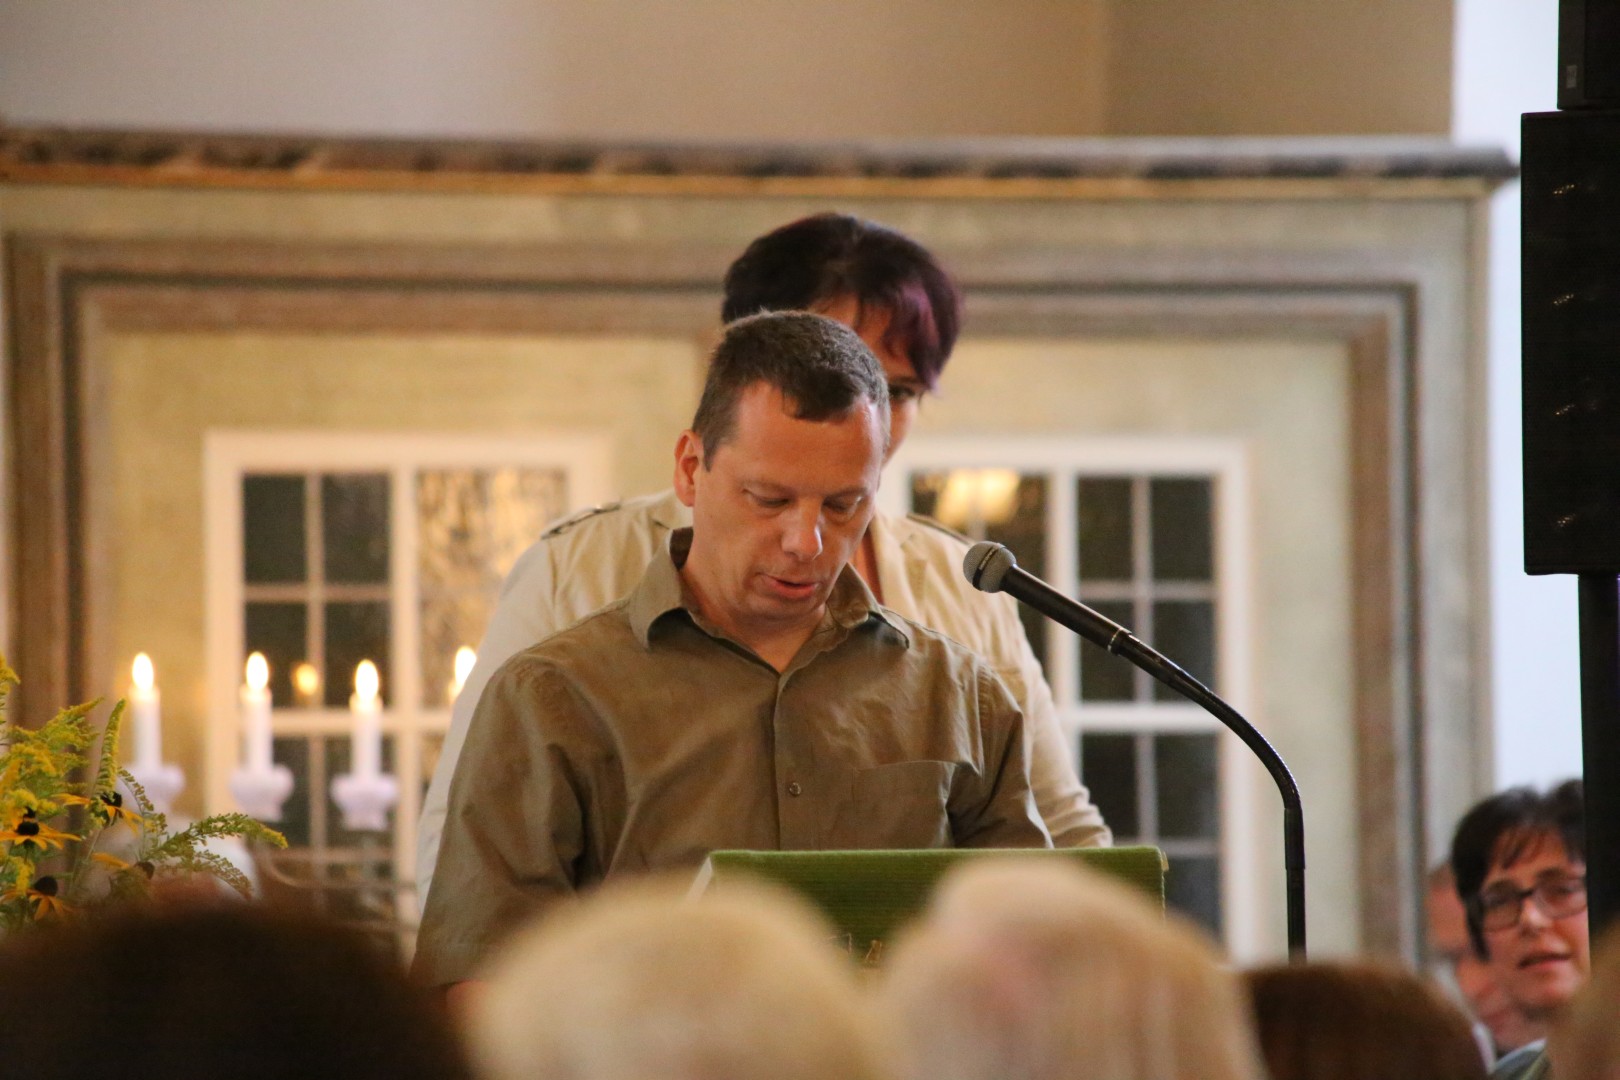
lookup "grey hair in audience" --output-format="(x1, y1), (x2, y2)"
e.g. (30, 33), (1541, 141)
(470, 877), (890, 1080)
(878, 858), (1263, 1080)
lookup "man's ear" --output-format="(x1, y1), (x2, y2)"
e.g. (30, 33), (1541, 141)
(673, 430), (703, 508)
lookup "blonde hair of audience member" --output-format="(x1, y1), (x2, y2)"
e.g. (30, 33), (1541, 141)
(471, 877), (889, 1080)
(1550, 928), (1620, 1080)
(879, 858), (1263, 1080)
(1245, 961), (1486, 1080)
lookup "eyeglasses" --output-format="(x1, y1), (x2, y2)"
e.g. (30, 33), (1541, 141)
(1475, 874), (1588, 932)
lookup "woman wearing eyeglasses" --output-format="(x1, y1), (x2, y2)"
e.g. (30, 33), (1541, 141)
(1450, 779), (1589, 1080)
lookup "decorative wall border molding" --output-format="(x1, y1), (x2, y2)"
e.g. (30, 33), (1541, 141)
(4, 220), (1481, 963)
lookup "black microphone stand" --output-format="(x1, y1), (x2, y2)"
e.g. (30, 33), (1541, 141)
(965, 541), (1307, 959)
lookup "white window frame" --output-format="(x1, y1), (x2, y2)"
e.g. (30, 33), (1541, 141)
(881, 435), (1264, 958)
(203, 431), (613, 893)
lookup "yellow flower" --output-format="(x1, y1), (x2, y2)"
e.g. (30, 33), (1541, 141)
(89, 789), (141, 827)
(0, 815), (79, 852)
(1, 874), (69, 919)
(91, 851), (133, 872)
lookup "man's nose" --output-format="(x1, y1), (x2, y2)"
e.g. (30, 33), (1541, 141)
(781, 508), (823, 560)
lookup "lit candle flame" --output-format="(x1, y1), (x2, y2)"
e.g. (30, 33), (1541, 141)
(132, 653), (155, 692)
(354, 660), (380, 705)
(246, 652), (269, 692)
(292, 662), (320, 701)
(451, 646), (477, 699)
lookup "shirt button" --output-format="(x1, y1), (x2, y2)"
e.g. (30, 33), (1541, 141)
(786, 781), (803, 797)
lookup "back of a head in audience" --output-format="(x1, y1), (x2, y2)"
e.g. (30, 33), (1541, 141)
(1550, 927), (1620, 1080)
(1245, 961), (1487, 1080)
(471, 877), (888, 1080)
(0, 902), (469, 1080)
(878, 858), (1263, 1080)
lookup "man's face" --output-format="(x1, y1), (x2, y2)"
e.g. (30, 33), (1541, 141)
(674, 381), (884, 650)
(1479, 836), (1590, 1021)
(1428, 881), (1540, 1052)
(814, 295), (925, 461)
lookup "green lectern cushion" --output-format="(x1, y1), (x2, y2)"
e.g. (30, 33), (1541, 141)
(692, 847), (1166, 961)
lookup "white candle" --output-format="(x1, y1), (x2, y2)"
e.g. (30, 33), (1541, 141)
(129, 653), (162, 771)
(449, 646), (476, 704)
(351, 660), (381, 780)
(242, 652), (273, 773)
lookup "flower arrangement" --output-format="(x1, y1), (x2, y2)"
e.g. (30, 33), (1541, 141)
(0, 653), (285, 931)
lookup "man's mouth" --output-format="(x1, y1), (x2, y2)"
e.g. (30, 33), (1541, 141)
(764, 575), (819, 599)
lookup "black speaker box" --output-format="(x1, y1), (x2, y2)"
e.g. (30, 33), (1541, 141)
(1561, 0), (1620, 109)
(1523, 108), (1620, 574)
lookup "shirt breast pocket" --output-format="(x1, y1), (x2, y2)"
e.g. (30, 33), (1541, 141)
(837, 759), (955, 849)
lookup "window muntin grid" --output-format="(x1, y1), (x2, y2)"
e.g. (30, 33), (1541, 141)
(889, 442), (1244, 946)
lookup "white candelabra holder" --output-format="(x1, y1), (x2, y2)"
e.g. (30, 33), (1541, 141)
(331, 660), (397, 832)
(127, 761), (186, 815)
(229, 762), (295, 821)
(330, 771), (399, 832)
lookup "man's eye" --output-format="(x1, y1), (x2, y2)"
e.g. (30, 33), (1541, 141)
(750, 493), (788, 508)
(888, 384), (921, 405)
(1480, 890), (1516, 912)
(1545, 879), (1584, 899)
(826, 499), (860, 516)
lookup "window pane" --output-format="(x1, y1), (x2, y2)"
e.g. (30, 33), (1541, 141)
(420, 595), (492, 708)
(1151, 478), (1213, 581)
(244, 602), (308, 705)
(1079, 600), (1136, 702)
(984, 475), (1048, 579)
(271, 736), (313, 846)
(1080, 732), (1139, 837)
(1151, 601), (1216, 700)
(1155, 734), (1220, 840)
(324, 602), (391, 708)
(1166, 855), (1222, 938)
(243, 475), (306, 584)
(909, 471), (946, 521)
(1077, 477), (1132, 580)
(323, 473), (390, 584)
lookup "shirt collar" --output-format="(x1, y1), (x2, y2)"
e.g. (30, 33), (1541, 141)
(627, 527), (911, 649)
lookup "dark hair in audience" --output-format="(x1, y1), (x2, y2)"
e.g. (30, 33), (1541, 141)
(691, 310), (889, 467)
(0, 904), (470, 1080)
(1450, 778), (1585, 957)
(1245, 961), (1485, 1080)
(721, 212), (961, 390)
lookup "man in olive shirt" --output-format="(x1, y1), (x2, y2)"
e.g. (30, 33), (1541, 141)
(414, 312), (1050, 989)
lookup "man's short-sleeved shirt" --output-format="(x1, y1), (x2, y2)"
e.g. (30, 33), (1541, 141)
(413, 529), (1050, 987)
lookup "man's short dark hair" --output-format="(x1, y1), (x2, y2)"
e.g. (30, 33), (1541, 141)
(1449, 778), (1585, 958)
(691, 311), (889, 468)
(721, 213), (961, 391)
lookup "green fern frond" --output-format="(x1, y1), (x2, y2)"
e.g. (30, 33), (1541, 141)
(170, 850), (255, 899)
(95, 700), (126, 792)
(120, 769), (156, 817)
(159, 813), (287, 853)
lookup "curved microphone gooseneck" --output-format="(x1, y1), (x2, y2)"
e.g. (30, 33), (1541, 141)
(965, 540), (1306, 959)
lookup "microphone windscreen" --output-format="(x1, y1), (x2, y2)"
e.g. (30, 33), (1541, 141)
(963, 541), (1016, 593)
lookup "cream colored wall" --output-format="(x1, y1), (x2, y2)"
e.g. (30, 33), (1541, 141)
(919, 335), (1354, 957)
(1107, 0), (1454, 135)
(0, 0), (1110, 138)
(0, 0), (1453, 139)
(90, 329), (702, 815)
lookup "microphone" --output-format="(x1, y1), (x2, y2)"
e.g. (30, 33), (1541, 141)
(964, 540), (1308, 959)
